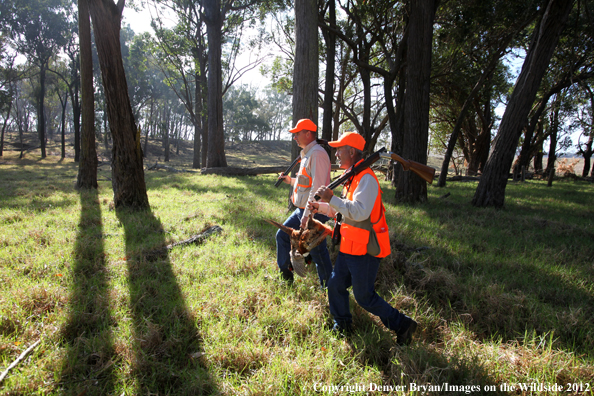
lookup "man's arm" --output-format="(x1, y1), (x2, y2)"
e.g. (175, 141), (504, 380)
(328, 174), (378, 222)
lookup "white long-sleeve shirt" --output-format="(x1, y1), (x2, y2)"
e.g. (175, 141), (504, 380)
(291, 140), (331, 220)
(316, 173), (379, 221)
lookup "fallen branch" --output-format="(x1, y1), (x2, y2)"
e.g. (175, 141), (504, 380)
(147, 162), (198, 173)
(201, 164), (342, 176)
(447, 175), (481, 182)
(200, 166), (286, 176)
(144, 225), (223, 259)
(0, 339), (41, 384)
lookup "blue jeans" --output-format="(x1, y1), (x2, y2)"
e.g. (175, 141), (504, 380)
(327, 252), (403, 331)
(276, 208), (333, 287)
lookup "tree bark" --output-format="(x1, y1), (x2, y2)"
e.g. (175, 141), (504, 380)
(582, 88), (594, 177)
(395, 0), (436, 203)
(204, 0), (227, 168)
(293, 0), (319, 134)
(37, 63), (47, 158)
(321, 0), (336, 143)
(59, 93), (67, 159)
(76, 0), (98, 189)
(88, 0), (149, 208)
(472, 0), (574, 208)
(545, 95), (561, 177)
(0, 99), (12, 157)
(192, 71), (202, 169)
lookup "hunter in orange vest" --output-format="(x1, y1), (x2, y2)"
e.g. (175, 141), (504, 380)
(308, 132), (417, 345)
(275, 119), (333, 287)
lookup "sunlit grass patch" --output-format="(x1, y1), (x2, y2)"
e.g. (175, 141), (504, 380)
(0, 154), (592, 394)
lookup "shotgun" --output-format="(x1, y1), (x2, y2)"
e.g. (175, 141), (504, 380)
(314, 147), (387, 201)
(274, 156), (301, 187)
(314, 147), (386, 246)
(380, 152), (436, 184)
(274, 139), (329, 188)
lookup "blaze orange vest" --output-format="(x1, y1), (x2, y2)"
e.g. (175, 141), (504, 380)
(339, 168), (391, 258)
(292, 166), (312, 209)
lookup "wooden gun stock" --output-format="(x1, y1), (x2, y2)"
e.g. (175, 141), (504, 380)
(381, 152), (435, 184)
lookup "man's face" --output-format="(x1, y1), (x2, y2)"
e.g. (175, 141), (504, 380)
(293, 129), (313, 148)
(336, 145), (354, 169)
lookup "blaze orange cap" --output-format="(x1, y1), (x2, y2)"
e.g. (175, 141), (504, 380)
(289, 119), (317, 133)
(328, 132), (366, 151)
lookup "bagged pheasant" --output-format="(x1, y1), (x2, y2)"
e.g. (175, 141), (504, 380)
(266, 214), (333, 277)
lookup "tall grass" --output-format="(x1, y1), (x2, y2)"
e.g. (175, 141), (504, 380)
(0, 152), (592, 395)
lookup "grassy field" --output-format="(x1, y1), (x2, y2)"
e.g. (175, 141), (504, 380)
(0, 142), (593, 395)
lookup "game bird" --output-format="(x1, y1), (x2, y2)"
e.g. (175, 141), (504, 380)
(266, 214), (333, 277)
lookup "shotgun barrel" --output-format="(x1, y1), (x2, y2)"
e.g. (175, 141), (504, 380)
(380, 152), (435, 184)
(274, 156), (301, 187)
(314, 147), (387, 200)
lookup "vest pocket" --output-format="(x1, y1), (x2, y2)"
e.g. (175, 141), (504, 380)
(340, 223), (369, 256)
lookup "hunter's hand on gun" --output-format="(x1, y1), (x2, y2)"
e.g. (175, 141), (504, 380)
(277, 174), (291, 185)
(313, 186), (333, 203)
(307, 201), (320, 214)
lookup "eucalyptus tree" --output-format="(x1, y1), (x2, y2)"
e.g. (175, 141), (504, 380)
(222, 84), (267, 141)
(395, 0), (438, 203)
(0, 39), (18, 156)
(513, 0), (594, 178)
(77, 0), (97, 188)
(577, 84), (593, 177)
(319, 0), (404, 153)
(47, 17), (84, 163)
(256, 86), (291, 140)
(148, 2), (209, 168)
(319, 0), (336, 143)
(4, 0), (69, 158)
(202, 0), (281, 167)
(432, 0), (540, 186)
(472, 0), (576, 208)
(88, 0), (149, 209)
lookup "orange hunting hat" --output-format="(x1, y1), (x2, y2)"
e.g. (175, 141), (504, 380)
(328, 132), (366, 151)
(289, 119), (317, 133)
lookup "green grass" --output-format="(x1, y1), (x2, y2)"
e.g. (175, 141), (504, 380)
(0, 150), (593, 395)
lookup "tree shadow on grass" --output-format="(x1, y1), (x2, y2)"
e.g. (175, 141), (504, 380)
(345, 312), (503, 394)
(116, 207), (216, 395)
(59, 188), (116, 395)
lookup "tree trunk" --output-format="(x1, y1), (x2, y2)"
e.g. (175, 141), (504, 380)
(72, 65), (81, 163)
(88, 0), (149, 208)
(163, 108), (170, 162)
(391, 59), (407, 187)
(321, 0), (335, 143)
(192, 71), (202, 169)
(77, 0), (98, 189)
(59, 93), (67, 159)
(0, 99), (12, 157)
(582, 89), (594, 177)
(583, 134), (593, 177)
(545, 95), (561, 177)
(38, 63), (47, 159)
(204, 0), (227, 168)
(395, 0), (436, 203)
(472, 0), (574, 208)
(293, 0), (319, 133)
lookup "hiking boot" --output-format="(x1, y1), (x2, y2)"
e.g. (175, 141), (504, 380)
(331, 322), (352, 337)
(396, 316), (418, 346)
(280, 268), (294, 284)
